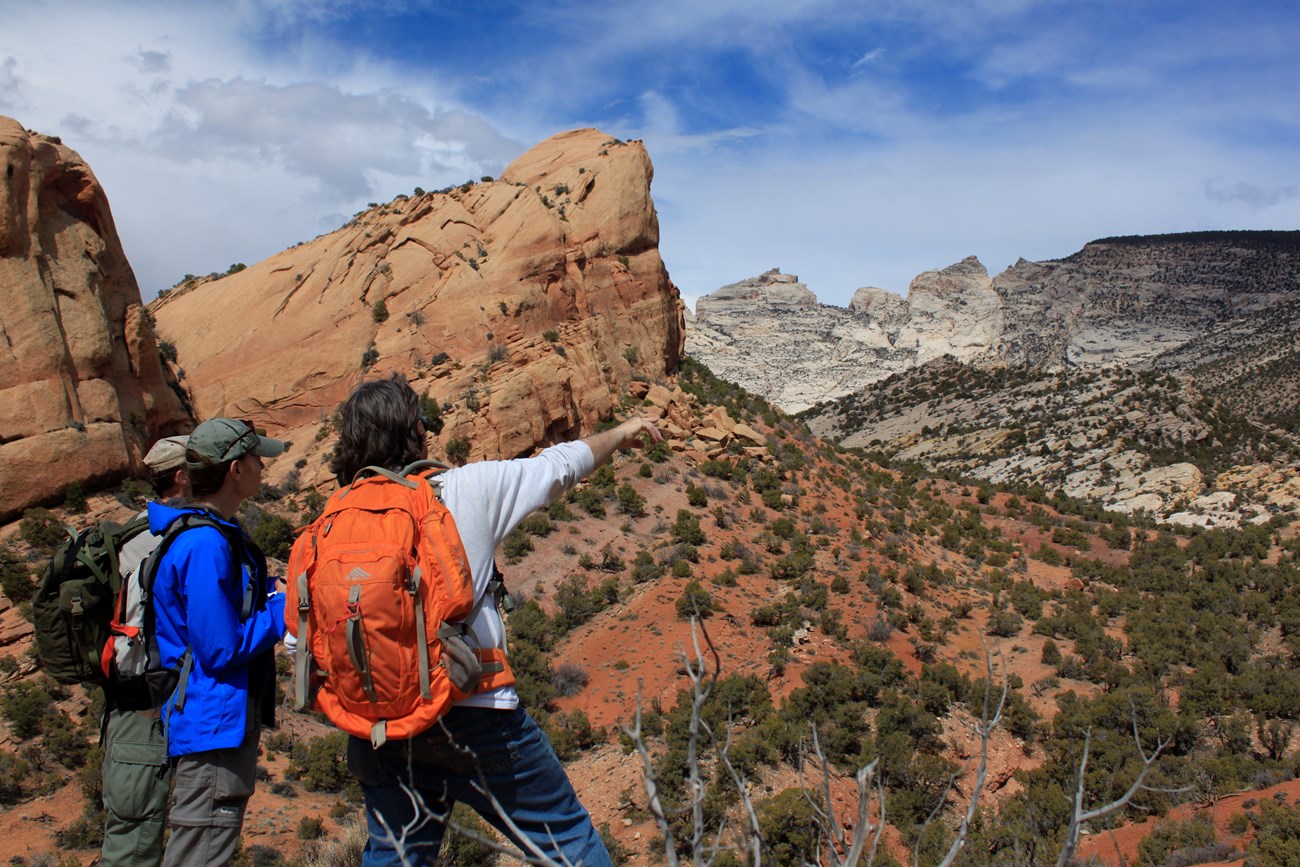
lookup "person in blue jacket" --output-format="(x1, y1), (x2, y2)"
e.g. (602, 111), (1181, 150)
(148, 418), (287, 867)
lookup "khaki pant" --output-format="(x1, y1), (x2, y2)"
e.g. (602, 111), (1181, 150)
(101, 707), (170, 866)
(162, 736), (259, 867)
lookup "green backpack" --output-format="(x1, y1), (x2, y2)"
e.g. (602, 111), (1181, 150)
(31, 515), (152, 685)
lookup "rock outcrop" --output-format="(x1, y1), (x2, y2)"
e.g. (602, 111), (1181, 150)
(689, 270), (911, 412)
(903, 256), (1003, 366)
(687, 260), (1008, 414)
(151, 129), (684, 470)
(0, 116), (189, 520)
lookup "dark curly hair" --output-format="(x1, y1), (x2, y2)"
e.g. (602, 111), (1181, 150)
(330, 374), (424, 485)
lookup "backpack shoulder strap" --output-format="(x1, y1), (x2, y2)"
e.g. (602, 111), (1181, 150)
(345, 465), (420, 492)
(64, 514), (153, 595)
(137, 512), (221, 597)
(400, 458), (452, 476)
(144, 512), (248, 714)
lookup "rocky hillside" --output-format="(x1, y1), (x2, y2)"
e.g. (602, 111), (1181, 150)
(804, 358), (1300, 527)
(2, 363), (1296, 866)
(0, 116), (190, 521)
(151, 129), (684, 471)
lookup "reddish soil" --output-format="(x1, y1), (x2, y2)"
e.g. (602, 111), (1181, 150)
(1077, 777), (1300, 865)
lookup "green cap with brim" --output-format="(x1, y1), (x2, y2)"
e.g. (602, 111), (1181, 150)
(186, 418), (286, 469)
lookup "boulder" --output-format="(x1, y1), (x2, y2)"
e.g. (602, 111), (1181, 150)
(732, 423), (766, 445)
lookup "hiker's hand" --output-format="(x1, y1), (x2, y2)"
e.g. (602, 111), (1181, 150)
(614, 417), (663, 450)
(583, 416), (664, 467)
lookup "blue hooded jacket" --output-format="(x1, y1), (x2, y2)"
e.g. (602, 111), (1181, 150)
(148, 502), (286, 756)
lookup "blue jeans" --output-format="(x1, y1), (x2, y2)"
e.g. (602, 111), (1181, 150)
(347, 706), (612, 867)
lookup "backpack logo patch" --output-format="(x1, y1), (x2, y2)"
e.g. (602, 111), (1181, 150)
(344, 566), (371, 582)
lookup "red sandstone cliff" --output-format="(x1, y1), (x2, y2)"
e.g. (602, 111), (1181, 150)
(150, 129), (684, 472)
(0, 116), (189, 520)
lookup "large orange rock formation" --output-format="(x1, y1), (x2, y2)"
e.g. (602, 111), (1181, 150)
(0, 116), (189, 520)
(151, 129), (684, 469)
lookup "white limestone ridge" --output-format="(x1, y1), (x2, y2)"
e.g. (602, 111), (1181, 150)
(687, 234), (1300, 413)
(688, 258), (1004, 412)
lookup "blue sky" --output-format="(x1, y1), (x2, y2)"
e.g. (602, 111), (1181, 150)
(2, 0), (1296, 309)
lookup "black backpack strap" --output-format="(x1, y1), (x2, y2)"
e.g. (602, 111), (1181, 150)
(141, 512), (248, 710)
(172, 649), (194, 713)
(490, 560), (513, 614)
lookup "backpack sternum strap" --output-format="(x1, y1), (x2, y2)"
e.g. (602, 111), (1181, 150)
(344, 585), (378, 702)
(410, 566), (432, 701)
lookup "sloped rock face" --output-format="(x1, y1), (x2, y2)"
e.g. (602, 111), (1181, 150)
(0, 116), (189, 520)
(151, 129), (683, 464)
(904, 256), (1003, 366)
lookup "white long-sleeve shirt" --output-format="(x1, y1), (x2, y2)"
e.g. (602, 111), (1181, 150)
(435, 440), (596, 709)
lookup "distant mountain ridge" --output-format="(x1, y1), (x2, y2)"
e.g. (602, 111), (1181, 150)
(686, 231), (1300, 414)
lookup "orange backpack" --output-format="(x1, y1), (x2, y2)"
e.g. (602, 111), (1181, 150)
(286, 462), (512, 747)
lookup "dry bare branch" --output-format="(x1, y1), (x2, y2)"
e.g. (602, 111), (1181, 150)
(1054, 707), (1182, 867)
(624, 680), (682, 867)
(935, 649), (1010, 867)
(707, 714), (764, 866)
(799, 724), (885, 867)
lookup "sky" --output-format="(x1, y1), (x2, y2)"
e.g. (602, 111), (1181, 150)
(1, 0), (1297, 310)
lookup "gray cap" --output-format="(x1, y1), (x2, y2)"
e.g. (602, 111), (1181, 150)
(143, 435), (189, 473)
(186, 418), (285, 469)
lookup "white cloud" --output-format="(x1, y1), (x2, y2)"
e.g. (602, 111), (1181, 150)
(1204, 178), (1300, 211)
(851, 48), (885, 70)
(130, 49), (172, 74)
(0, 56), (27, 114)
(0, 1), (520, 296)
(151, 77), (517, 199)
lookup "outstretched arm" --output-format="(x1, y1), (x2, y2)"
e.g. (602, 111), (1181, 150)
(581, 417), (664, 468)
